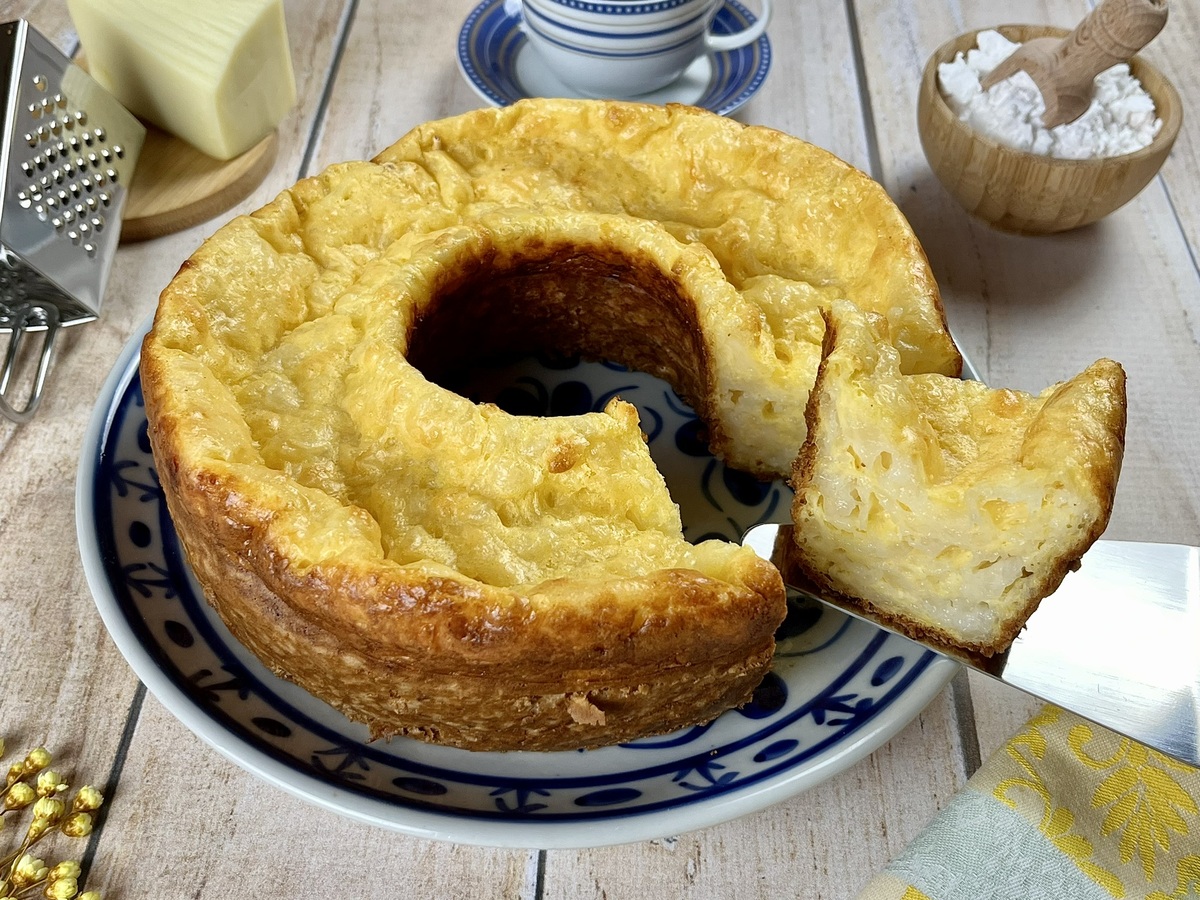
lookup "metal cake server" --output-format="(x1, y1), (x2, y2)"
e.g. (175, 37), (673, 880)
(742, 524), (1200, 767)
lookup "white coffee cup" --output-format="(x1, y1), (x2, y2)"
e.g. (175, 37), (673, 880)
(519, 0), (772, 98)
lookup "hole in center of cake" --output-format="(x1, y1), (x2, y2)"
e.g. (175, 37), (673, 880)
(400, 240), (783, 550)
(406, 242), (711, 418)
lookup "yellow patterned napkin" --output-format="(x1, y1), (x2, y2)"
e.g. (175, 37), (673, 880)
(856, 705), (1200, 900)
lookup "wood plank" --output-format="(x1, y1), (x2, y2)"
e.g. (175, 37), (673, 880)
(65, 2), (532, 893)
(0, 5), (522, 899)
(733, 2), (873, 172)
(1144, 0), (1200, 259)
(82, 696), (532, 899)
(309, 0), (484, 170)
(543, 693), (966, 899)
(0, 0), (139, 844)
(965, 672), (1044, 763)
(504, 1), (972, 893)
(10, 0), (77, 50)
(9, 0), (1193, 895)
(853, 0), (1200, 765)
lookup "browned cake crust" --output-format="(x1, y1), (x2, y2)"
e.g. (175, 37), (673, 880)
(149, 422), (784, 748)
(141, 99), (960, 750)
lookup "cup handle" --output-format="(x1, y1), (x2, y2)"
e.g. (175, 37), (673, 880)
(705, 0), (772, 52)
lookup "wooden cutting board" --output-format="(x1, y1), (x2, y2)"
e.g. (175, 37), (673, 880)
(119, 123), (278, 243)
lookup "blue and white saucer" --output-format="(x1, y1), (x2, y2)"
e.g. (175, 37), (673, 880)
(457, 0), (772, 115)
(77, 320), (956, 848)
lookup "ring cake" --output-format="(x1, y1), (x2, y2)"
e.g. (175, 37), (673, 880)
(140, 98), (963, 751)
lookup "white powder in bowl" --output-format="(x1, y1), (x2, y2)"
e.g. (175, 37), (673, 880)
(937, 29), (1161, 159)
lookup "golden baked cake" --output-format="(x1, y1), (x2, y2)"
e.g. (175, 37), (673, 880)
(140, 98), (962, 751)
(787, 301), (1127, 657)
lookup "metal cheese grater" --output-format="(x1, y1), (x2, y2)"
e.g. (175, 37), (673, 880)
(0, 19), (143, 423)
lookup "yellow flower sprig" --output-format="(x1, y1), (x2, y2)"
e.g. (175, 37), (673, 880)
(0, 740), (104, 900)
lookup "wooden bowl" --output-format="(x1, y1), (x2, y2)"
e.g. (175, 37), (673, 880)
(917, 25), (1182, 234)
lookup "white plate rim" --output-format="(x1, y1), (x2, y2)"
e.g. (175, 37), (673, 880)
(76, 317), (958, 849)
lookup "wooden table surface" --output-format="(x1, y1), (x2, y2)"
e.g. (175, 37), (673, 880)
(2, 0), (1197, 897)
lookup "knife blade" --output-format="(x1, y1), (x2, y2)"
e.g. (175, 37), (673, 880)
(742, 524), (1200, 767)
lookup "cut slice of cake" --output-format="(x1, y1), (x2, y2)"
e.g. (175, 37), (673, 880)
(786, 300), (1127, 656)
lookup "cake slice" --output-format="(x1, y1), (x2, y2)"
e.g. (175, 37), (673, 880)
(787, 300), (1127, 656)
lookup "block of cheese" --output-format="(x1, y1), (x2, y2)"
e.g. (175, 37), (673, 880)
(67, 0), (296, 161)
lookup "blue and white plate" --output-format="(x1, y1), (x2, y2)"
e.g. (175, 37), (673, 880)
(456, 0), (771, 116)
(77, 320), (956, 848)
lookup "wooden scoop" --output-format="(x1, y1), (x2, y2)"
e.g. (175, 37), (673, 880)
(980, 0), (1168, 128)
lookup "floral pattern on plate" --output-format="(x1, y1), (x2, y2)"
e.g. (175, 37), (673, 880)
(78, 323), (956, 848)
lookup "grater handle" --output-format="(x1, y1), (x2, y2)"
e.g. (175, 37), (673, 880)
(0, 304), (61, 424)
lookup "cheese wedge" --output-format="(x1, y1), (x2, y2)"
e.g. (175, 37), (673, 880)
(68, 0), (296, 160)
